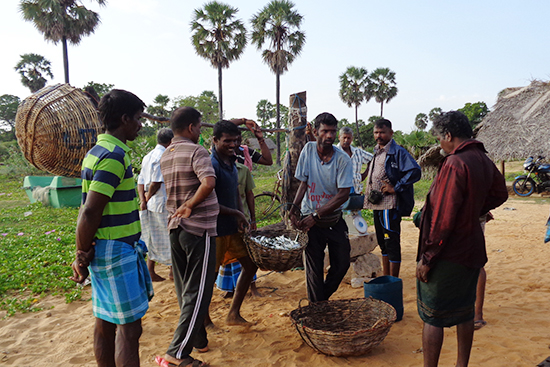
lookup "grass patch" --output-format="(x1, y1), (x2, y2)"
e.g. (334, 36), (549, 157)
(0, 178), (82, 317)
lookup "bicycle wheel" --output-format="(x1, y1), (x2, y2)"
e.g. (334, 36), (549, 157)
(254, 192), (280, 219)
(512, 177), (535, 197)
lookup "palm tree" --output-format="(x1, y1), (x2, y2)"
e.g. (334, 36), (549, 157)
(368, 67), (398, 117)
(251, 0), (305, 165)
(14, 53), (54, 93)
(19, 0), (106, 85)
(191, 1), (247, 120)
(339, 66), (370, 148)
(414, 113), (428, 130)
(428, 107), (442, 120)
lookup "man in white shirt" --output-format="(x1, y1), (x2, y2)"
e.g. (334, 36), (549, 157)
(138, 128), (174, 281)
(336, 126), (373, 194)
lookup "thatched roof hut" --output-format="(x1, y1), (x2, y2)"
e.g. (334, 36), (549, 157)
(476, 80), (550, 161)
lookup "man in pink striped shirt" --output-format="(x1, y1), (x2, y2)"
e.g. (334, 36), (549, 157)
(157, 106), (219, 367)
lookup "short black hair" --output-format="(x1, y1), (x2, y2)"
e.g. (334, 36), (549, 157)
(432, 111), (473, 139)
(98, 89), (145, 131)
(374, 118), (392, 130)
(314, 112), (338, 130)
(213, 120), (240, 139)
(157, 128), (174, 145)
(171, 107), (201, 132)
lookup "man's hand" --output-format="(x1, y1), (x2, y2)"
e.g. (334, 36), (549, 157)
(173, 203), (192, 219)
(381, 180), (395, 194)
(139, 200), (147, 211)
(245, 119), (263, 139)
(416, 261), (430, 283)
(70, 243), (95, 284)
(75, 244), (95, 268)
(236, 211), (249, 232)
(298, 214), (316, 232)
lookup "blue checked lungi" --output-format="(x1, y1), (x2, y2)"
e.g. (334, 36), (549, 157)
(139, 210), (172, 266)
(90, 239), (154, 324)
(215, 261), (256, 292)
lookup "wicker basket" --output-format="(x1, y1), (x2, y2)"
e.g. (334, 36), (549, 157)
(15, 84), (102, 178)
(290, 297), (396, 357)
(243, 222), (308, 272)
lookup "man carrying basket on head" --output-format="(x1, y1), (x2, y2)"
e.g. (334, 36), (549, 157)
(290, 112), (353, 303)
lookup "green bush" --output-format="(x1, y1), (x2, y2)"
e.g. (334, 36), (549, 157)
(0, 144), (43, 178)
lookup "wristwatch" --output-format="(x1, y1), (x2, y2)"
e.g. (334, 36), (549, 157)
(312, 211), (320, 219)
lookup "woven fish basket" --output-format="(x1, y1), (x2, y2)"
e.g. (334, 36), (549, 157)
(290, 297), (396, 357)
(243, 222), (308, 272)
(15, 84), (102, 178)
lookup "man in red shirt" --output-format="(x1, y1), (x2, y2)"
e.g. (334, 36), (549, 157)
(416, 111), (508, 367)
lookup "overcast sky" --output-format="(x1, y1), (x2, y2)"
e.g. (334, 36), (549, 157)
(1, 0), (549, 132)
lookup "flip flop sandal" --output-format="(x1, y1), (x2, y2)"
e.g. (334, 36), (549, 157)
(474, 320), (487, 330)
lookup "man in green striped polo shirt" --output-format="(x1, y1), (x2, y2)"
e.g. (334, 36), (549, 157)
(70, 89), (153, 367)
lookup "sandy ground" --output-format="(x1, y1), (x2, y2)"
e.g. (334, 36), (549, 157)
(1, 197), (550, 367)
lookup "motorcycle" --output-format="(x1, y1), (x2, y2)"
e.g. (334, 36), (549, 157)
(512, 156), (550, 196)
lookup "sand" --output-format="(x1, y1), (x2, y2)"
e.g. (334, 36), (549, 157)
(1, 197), (550, 367)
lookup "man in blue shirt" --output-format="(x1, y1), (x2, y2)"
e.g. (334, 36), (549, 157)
(290, 112), (354, 303)
(210, 120), (256, 325)
(364, 118), (421, 278)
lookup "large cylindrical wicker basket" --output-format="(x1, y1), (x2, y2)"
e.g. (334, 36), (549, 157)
(290, 297), (396, 357)
(15, 84), (102, 178)
(243, 222), (307, 272)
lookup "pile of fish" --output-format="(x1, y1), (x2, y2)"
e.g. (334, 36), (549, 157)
(250, 234), (302, 250)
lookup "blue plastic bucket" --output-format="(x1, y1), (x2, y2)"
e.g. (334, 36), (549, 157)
(364, 275), (404, 321)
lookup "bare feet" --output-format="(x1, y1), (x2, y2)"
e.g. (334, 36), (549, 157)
(194, 346), (209, 353)
(168, 266), (174, 281)
(150, 273), (166, 282)
(474, 319), (487, 330)
(226, 313), (252, 326)
(204, 314), (216, 330)
(156, 355), (208, 367)
(250, 283), (261, 297)
(220, 291), (234, 299)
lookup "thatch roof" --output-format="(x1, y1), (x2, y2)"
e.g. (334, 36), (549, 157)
(476, 80), (550, 161)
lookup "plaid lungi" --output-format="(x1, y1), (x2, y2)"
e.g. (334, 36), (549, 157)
(90, 239), (154, 324)
(215, 261), (256, 292)
(139, 209), (172, 266)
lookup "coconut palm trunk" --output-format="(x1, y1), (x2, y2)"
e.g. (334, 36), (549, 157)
(276, 70), (281, 165)
(62, 36), (69, 84)
(380, 101), (384, 117)
(282, 91), (307, 227)
(354, 103), (363, 148)
(218, 64), (223, 120)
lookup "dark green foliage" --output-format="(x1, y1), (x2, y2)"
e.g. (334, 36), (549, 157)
(368, 67), (398, 117)
(14, 54), (53, 93)
(393, 130), (437, 159)
(458, 102), (489, 127)
(415, 113), (428, 130)
(83, 81), (114, 98)
(0, 95), (20, 138)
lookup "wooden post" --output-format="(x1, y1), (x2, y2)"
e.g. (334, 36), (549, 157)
(282, 92), (307, 227)
(501, 160), (505, 177)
